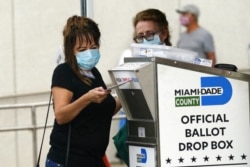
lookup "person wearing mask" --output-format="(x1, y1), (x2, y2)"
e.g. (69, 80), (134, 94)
(118, 8), (172, 65)
(46, 15), (121, 167)
(114, 8), (172, 166)
(176, 4), (216, 66)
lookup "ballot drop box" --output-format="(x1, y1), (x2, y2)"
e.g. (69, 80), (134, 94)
(109, 57), (250, 167)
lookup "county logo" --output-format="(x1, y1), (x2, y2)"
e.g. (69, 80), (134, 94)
(175, 76), (232, 107)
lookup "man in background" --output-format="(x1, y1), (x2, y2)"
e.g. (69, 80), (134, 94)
(176, 4), (216, 66)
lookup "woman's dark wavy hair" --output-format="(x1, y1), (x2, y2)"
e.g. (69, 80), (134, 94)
(63, 15), (100, 85)
(133, 9), (172, 46)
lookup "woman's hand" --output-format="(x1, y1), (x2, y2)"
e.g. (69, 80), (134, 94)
(86, 87), (110, 103)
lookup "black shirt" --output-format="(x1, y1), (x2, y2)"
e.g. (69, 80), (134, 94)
(47, 63), (116, 167)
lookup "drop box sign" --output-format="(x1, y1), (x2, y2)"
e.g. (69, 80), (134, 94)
(157, 64), (250, 167)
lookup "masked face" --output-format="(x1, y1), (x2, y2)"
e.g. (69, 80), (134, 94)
(180, 15), (190, 26)
(135, 21), (165, 45)
(76, 49), (100, 70)
(142, 33), (162, 45)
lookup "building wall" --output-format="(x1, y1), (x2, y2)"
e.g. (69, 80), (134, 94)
(0, 0), (250, 97)
(0, 0), (81, 97)
(0, 0), (250, 167)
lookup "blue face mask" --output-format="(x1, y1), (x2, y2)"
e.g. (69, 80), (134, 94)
(142, 34), (162, 45)
(76, 49), (100, 70)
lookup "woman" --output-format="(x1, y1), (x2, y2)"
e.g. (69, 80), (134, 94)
(46, 15), (121, 167)
(119, 8), (172, 64)
(133, 8), (172, 46)
(115, 8), (172, 165)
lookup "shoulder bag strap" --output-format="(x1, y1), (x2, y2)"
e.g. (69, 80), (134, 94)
(36, 91), (52, 167)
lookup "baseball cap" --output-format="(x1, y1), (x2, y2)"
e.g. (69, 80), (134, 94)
(176, 4), (200, 17)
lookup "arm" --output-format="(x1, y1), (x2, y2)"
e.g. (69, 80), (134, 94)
(204, 32), (216, 67)
(206, 52), (216, 67)
(113, 97), (122, 115)
(52, 86), (110, 125)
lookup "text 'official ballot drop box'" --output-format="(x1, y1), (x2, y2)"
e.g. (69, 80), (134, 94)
(109, 57), (250, 167)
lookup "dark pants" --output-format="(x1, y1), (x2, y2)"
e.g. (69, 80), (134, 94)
(46, 158), (64, 167)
